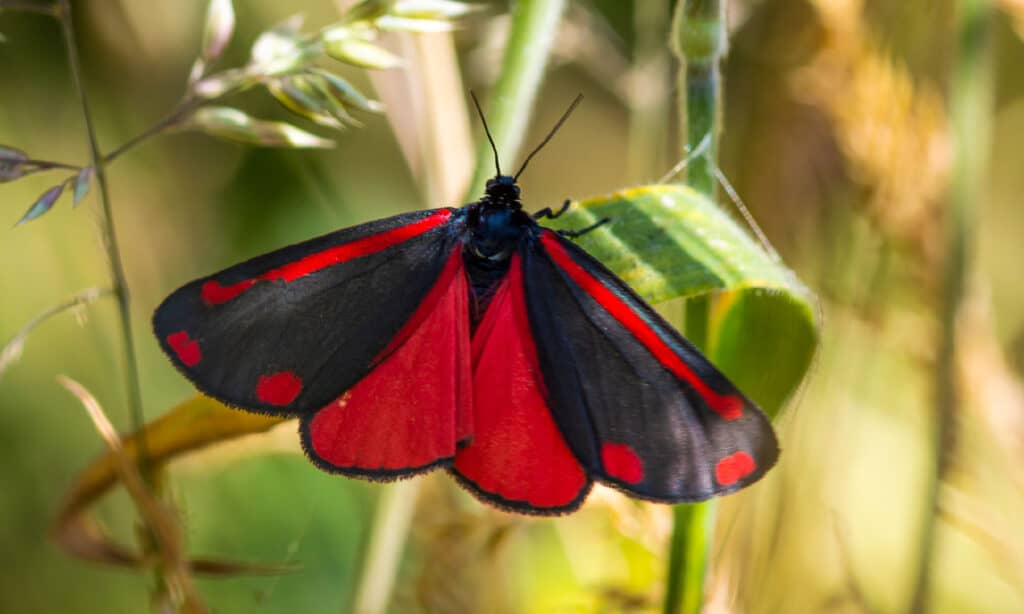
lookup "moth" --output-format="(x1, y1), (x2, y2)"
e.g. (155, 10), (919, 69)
(153, 95), (778, 514)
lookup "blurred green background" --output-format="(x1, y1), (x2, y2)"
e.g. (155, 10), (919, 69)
(2, 0), (1023, 612)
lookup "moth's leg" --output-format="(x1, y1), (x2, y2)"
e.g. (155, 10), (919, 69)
(532, 199), (571, 220)
(557, 217), (610, 239)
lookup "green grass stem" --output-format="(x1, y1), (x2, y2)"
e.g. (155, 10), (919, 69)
(665, 2), (728, 613)
(909, 0), (992, 612)
(465, 0), (567, 199)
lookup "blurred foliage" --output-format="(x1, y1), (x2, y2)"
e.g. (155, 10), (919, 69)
(1, 0), (1023, 613)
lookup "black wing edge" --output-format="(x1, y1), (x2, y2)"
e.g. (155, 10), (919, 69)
(447, 468), (594, 516)
(296, 414), (457, 482)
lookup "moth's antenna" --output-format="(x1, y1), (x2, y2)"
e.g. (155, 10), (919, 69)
(470, 91), (501, 176)
(514, 93), (583, 181)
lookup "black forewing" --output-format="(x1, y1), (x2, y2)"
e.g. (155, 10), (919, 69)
(153, 208), (465, 416)
(521, 231), (779, 502)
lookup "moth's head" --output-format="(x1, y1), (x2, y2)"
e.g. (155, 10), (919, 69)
(485, 175), (521, 203)
(469, 90), (581, 209)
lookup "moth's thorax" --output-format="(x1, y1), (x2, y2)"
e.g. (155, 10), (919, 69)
(462, 175), (535, 327)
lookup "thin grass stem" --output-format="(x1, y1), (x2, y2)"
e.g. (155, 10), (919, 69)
(908, 0), (992, 611)
(465, 0), (567, 199)
(0, 288), (113, 378)
(350, 4), (567, 611)
(665, 2), (728, 613)
(56, 0), (147, 449)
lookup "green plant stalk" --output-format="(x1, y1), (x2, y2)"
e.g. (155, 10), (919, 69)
(57, 0), (176, 606)
(667, 500), (716, 614)
(665, 2), (727, 614)
(348, 28), (475, 614)
(626, 0), (670, 183)
(672, 0), (725, 198)
(465, 0), (567, 199)
(349, 3), (567, 611)
(351, 481), (423, 614)
(908, 0), (991, 612)
(57, 0), (147, 455)
(350, 0), (567, 608)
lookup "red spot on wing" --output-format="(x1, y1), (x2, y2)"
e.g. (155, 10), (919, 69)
(601, 443), (644, 484)
(714, 451), (757, 486)
(540, 233), (743, 421)
(202, 210), (452, 306)
(454, 256), (589, 509)
(166, 331), (201, 367)
(308, 250), (471, 470)
(256, 371), (303, 406)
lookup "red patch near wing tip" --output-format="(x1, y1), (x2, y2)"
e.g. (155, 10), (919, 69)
(715, 451), (756, 486)
(256, 371), (303, 406)
(601, 443), (644, 484)
(201, 280), (254, 305)
(166, 331), (201, 367)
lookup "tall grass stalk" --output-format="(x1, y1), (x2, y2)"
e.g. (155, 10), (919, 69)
(626, 0), (670, 183)
(465, 0), (566, 198)
(665, 2), (727, 613)
(909, 0), (992, 611)
(351, 3), (566, 612)
(349, 32), (470, 614)
(56, 0), (148, 454)
(55, 0), (174, 604)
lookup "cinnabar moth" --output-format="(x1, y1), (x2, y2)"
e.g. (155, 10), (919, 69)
(153, 95), (779, 515)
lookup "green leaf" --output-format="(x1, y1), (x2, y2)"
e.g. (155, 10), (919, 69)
(72, 167), (93, 206)
(249, 14), (313, 76)
(185, 106), (334, 148)
(323, 34), (402, 70)
(707, 289), (817, 415)
(0, 145), (25, 160)
(0, 145), (28, 182)
(309, 69), (384, 113)
(200, 0), (235, 62)
(391, 0), (478, 20)
(52, 393), (290, 576)
(16, 182), (65, 226)
(375, 15), (456, 33)
(339, 0), (388, 24)
(266, 74), (360, 129)
(547, 184), (817, 416)
(191, 67), (252, 98)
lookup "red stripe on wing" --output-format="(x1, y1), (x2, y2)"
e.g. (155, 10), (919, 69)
(203, 209), (453, 305)
(540, 231), (742, 421)
(306, 248), (471, 473)
(453, 255), (589, 511)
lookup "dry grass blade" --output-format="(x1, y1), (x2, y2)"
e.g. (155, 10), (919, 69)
(55, 375), (207, 613)
(51, 393), (293, 577)
(0, 288), (112, 379)
(831, 512), (880, 614)
(939, 488), (1024, 596)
